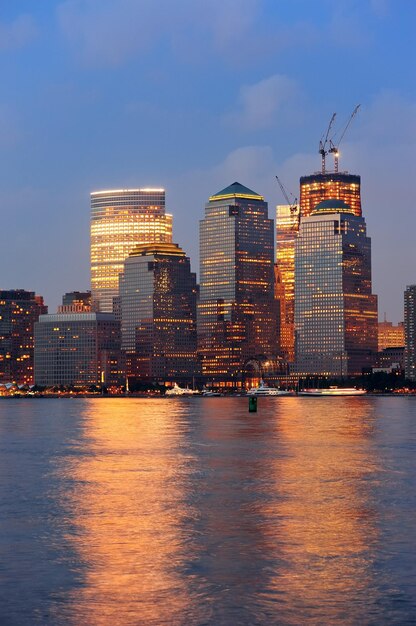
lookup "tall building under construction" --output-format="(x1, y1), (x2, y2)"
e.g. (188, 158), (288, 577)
(300, 172), (361, 218)
(276, 108), (363, 363)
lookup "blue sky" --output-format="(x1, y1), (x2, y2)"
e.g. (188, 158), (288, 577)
(0, 0), (415, 320)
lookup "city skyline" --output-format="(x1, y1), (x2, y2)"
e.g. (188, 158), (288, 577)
(0, 1), (415, 321)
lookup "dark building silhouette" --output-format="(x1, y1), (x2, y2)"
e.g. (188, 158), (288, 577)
(404, 285), (416, 381)
(0, 290), (47, 385)
(58, 291), (91, 313)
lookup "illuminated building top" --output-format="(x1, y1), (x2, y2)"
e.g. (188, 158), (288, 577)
(209, 181), (264, 203)
(300, 172), (361, 218)
(129, 243), (186, 258)
(91, 188), (165, 196)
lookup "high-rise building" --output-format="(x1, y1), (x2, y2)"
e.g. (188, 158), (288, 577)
(198, 182), (278, 382)
(404, 285), (416, 381)
(300, 172), (361, 218)
(34, 312), (121, 387)
(275, 203), (300, 361)
(0, 290), (47, 385)
(378, 319), (405, 351)
(294, 199), (378, 377)
(119, 242), (197, 382)
(90, 188), (172, 313)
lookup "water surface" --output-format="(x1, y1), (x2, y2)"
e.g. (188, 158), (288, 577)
(0, 397), (415, 625)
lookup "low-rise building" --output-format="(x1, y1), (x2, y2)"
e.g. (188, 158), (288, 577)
(34, 312), (122, 387)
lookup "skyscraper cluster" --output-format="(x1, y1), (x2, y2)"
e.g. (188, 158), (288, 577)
(2, 158), (416, 391)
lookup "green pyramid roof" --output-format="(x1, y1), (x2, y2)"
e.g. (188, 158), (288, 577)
(312, 198), (354, 215)
(209, 181), (263, 202)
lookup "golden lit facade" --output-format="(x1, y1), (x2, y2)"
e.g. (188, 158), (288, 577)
(198, 182), (278, 381)
(119, 243), (197, 381)
(91, 189), (172, 313)
(300, 173), (361, 218)
(295, 199), (378, 377)
(275, 203), (300, 361)
(378, 320), (405, 351)
(0, 290), (47, 385)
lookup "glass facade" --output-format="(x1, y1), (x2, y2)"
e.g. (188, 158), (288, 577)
(404, 285), (416, 381)
(90, 188), (172, 313)
(198, 182), (278, 380)
(34, 313), (121, 387)
(0, 290), (47, 385)
(275, 203), (300, 361)
(295, 201), (378, 377)
(119, 243), (197, 381)
(300, 173), (361, 218)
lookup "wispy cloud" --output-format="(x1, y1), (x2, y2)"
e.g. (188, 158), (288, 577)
(224, 74), (299, 131)
(56, 0), (310, 68)
(57, 0), (158, 67)
(0, 14), (38, 51)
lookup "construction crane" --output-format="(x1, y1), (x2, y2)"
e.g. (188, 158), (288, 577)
(275, 175), (298, 214)
(275, 175), (300, 231)
(319, 112), (336, 174)
(329, 104), (361, 172)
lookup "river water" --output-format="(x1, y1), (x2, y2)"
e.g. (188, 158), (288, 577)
(0, 396), (415, 625)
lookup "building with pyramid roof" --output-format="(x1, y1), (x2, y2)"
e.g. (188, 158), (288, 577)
(198, 182), (278, 384)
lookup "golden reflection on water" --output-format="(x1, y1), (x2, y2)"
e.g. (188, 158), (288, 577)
(58, 399), (197, 626)
(52, 397), (384, 625)
(267, 398), (380, 624)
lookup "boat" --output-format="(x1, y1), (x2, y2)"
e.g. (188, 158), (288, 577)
(165, 383), (198, 396)
(201, 389), (222, 397)
(247, 380), (293, 396)
(298, 387), (366, 396)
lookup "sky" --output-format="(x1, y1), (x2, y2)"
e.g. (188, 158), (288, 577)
(0, 0), (415, 321)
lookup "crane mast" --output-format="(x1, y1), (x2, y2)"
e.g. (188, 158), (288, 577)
(319, 112), (336, 174)
(329, 104), (360, 172)
(275, 175), (298, 214)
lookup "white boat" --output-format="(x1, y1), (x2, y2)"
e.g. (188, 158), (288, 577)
(298, 387), (366, 396)
(201, 389), (222, 397)
(247, 380), (292, 396)
(165, 383), (198, 396)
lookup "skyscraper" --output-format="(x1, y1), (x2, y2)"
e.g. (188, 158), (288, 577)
(275, 203), (300, 361)
(198, 182), (278, 382)
(294, 199), (377, 377)
(404, 285), (416, 381)
(300, 172), (361, 218)
(90, 188), (172, 313)
(119, 242), (197, 382)
(0, 290), (47, 385)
